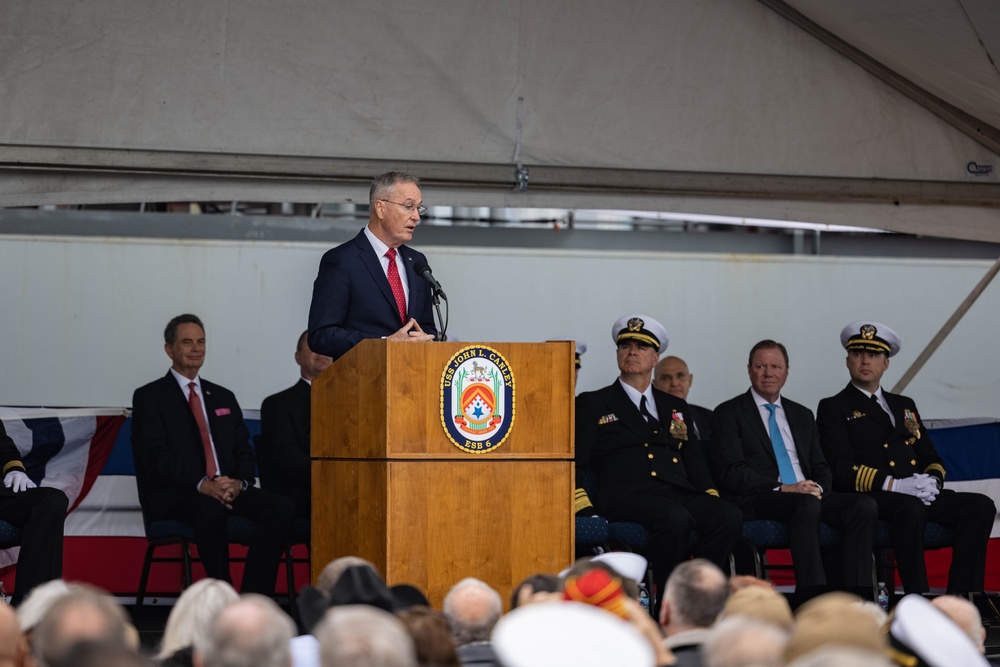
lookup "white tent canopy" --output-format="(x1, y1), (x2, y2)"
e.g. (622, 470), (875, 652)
(1, 0), (999, 239)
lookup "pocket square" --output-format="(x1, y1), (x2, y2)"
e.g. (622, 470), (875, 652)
(214, 408), (231, 416)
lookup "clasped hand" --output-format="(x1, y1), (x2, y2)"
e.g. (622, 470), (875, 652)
(781, 480), (822, 498)
(200, 476), (242, 508)
(387, 319), (435, 342)
(892, 473), (939, 505)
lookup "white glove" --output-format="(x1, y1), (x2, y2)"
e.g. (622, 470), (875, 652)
(893, 474), (936, 506)
(3, 471), (35, 494)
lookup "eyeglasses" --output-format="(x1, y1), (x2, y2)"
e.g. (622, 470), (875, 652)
(380, 199), (427, 216)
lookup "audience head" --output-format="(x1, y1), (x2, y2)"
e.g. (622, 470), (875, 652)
(442, 578), (501, 646)
(931, 594), (985, 653)
(317, 557), (380, 597)
(59, 641), (150, 667)
(702, 616), (787, 667)
(157, 578), (239, 660)
(389, 584), (430, 613)
(783, 592), (885, 664)
(0, 602), (28, 667)
(492, 601), (655, 667)
(16, 579), (72, 641)
(561, 555), (639, 600)
(296, 330), (332, 382)
(653, 355), (694, 400)
(660, 558), (729, 632)
(192, 594), (295, 667)
(396, 606), (459, 667)
(509, 573), (560, 610)
(722, 583), (793, 631)
(785, 645), (893, 667)
(316, 605), (417, 667)
(163, 314), (206, 379)
(31, 585), (132, 667)
(888, 594), (989, 666)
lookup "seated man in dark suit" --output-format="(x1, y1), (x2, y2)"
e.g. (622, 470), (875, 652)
(654, 355), (714, 442)
(259, 330), (332, 519)
(575, 314), (742, 605)
(0, 420), (68, 605)
(308, 170), (437, 361)
(817, 320), (995, 595)
(711, 339), (877, 603)
(131, 314), (295, 596)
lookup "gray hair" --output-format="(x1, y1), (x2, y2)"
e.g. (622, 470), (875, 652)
(702, 616), (787, 667)
(786, 645), (893, 667)
(31, 586), (132, 667)
(193, 594), (295, 667)
(664, 558), (729, 628)
(16, 579), (74, 633)
(157, 578), (239, 659)
(317, 605), (417, 667)
(369, 171), (420, 209)
(442, 578), (502, 645)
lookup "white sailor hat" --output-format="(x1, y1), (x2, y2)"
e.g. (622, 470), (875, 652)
(547, 337), (588, 368)
(840, 320), (901, 358)
(558, 552), (648, 587)
(888, 594), (989, 667)
(611, 315), (668, 354)
(491, 601), (655, 667)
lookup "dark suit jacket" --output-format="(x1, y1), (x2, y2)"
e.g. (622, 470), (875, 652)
(0, 420), (27, 484)
(576, 381), (718, 509)
(131, 372), (256, 519)
(258, 378), (311, 516)
(817, 383), (944, 494)
(689, 403), (714, 443)
(710, 390), (832, 511)
(307, 229), (437, 361)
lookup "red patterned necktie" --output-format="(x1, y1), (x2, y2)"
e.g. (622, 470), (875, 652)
(385, 247), (407, 324)
(188, 382), (218, 477)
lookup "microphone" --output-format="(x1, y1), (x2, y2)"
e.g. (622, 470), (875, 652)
(413, 259), (447, 300)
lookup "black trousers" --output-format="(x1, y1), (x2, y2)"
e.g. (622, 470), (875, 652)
(161, 486), (295, 596)
(0, 486), (68, 605)
(746, 491), (877, 590)
(601, 482), (743, 597)
(872, 488), (995, 594)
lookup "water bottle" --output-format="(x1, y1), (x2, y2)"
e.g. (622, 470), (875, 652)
(877, 581), (889, 613)
(637, 581), (651, 614)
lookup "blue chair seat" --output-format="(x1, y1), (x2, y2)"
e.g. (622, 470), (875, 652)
(874, 520), (955, 549)
(736, 519), (844, 581)
(576, 516), (610, 548)
(0, 521), (23, 549)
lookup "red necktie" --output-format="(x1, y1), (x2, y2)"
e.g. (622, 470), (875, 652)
(188, 382), (218, 477)
(385, 248), (407, 324)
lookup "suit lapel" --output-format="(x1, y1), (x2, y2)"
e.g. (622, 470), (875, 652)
(605, 382), (648, 438)
(163, 372), (203, 443)
(741, 391), (775, 463)
(354, 232), (400, 318)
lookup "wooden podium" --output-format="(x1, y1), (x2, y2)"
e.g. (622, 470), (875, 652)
(311, 339), (575, 607)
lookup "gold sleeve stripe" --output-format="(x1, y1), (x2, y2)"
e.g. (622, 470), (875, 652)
(2, 461), (25, 476)
(925, 463), (946, 479)
(574, 487), (594, 513)
(706, 489), (719, 497)
(855, 465), (878, 493)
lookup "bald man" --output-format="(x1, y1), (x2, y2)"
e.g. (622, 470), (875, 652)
(653, 356), (714, 442)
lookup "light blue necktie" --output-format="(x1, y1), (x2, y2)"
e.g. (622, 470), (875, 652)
(765, 403), (797, 484)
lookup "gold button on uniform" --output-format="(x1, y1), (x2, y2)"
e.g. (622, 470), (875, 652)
(644, 443), (649, 448)
(651, 471), (657, 477)
(672, 457), (678, 463)
(889, 461), (895, 467)
(648, 453), (654, 459)
(883, 443), (889, 449)
(910, 459), (916, 465)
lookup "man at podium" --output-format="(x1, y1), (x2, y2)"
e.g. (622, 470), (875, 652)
(308, 171), (437, 361)
(575, 314), (742, 606)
